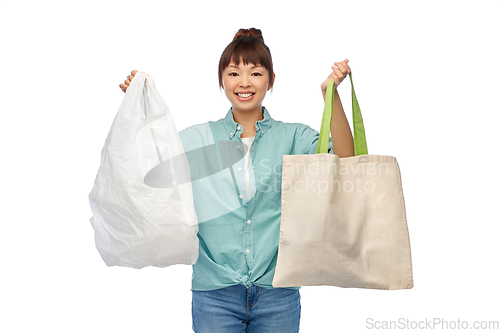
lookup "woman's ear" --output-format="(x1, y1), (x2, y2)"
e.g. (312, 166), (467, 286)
(268, 73), (276, 90)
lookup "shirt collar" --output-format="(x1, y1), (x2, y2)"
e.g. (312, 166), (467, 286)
(224, 106), (273, 139)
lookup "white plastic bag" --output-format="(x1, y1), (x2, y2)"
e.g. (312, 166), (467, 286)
(89, 72), (198, 269)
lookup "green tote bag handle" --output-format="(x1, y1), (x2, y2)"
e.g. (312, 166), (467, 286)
(317, 73), (368, 155)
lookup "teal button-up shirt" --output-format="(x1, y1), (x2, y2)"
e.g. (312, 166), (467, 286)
(178, 107), (334, 291)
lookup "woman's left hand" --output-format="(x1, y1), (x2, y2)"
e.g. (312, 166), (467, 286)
(321, 59), (351, 95)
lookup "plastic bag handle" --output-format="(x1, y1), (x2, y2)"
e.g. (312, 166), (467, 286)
(126, 71), (164, 163)
(317, 73), (368, 155)
(126, 72), (154, 116)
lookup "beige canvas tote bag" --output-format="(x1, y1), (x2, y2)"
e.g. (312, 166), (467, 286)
(272, 74), (413, 289)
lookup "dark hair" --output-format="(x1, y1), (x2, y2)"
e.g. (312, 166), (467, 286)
(218, 28), (275, 90)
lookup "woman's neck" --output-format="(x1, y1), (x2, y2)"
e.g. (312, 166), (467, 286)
(231, 107), (263, 138)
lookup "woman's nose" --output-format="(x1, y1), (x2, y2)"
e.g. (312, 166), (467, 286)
(239, 75), (251, 87)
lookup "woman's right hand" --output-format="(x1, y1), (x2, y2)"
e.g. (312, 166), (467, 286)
(119, 70), (138, 93)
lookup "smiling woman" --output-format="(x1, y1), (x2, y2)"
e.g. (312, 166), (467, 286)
(118, 27), (354, 333)
(187, 28), (353, 333)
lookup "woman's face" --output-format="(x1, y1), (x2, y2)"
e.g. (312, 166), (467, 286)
(222, 60), (272, 115)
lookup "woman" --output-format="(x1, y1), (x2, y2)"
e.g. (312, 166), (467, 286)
(120, 28), (354, 333)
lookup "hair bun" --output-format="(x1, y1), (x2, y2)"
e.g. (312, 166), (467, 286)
(233, 28), (264, 42)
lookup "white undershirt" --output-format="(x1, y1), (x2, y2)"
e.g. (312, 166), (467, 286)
(240, 136), (255, 200)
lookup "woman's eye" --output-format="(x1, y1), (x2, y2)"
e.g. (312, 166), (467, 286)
(229, 73), (238, 76)
(252, 73), (262, 76)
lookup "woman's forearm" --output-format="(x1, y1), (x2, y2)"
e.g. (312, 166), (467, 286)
(329, 89), (354, 158)
(319, 59), (354, 157)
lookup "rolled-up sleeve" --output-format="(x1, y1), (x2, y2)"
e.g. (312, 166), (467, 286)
(295, 124), (334, 155)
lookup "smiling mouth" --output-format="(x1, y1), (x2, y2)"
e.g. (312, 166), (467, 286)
(236, 93), (255, 98)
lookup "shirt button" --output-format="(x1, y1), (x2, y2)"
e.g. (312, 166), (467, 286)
(230, 132), (233, 136)
(239, 194), (243, 199)
(253, 191), (256, 196)
(245, 248), (250, 254)
(237, 145), (240, 149)
(237, 126), (241, 130)
(237, 167), (242, 172)
(252, 167), (255, 171)
(246, 220), (251, 224)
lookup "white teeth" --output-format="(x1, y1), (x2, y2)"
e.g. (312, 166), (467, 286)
(237, 93), (253, 98)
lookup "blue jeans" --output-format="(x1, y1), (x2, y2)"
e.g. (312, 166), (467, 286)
(192, 284), (301, 332)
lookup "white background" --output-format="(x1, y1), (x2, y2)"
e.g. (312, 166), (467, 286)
(2, 0), (499, 332)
